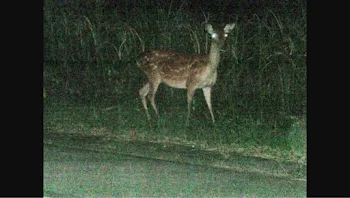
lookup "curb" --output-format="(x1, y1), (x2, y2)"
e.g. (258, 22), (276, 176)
(44, 132), (306, 181)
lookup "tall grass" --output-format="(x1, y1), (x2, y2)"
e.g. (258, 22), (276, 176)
(44, 0), (306, 163)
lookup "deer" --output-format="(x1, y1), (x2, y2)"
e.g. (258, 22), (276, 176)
(137, 23), (235, 126)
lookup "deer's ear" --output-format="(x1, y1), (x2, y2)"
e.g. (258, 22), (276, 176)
(224, 23), (235, 33)
(205, 24), (214, 35)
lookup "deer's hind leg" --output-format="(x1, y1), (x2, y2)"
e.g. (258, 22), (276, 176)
(147, 79), (161, 118)
(139, 83), (151, 119)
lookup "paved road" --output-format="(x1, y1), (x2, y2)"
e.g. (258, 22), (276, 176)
(44, 144), (305, 197)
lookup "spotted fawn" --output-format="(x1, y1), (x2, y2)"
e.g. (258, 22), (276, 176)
(138, 23), (235, 125)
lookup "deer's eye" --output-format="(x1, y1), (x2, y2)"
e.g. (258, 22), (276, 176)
(211, 33), (217, 39)
(224, 33), (228, 37)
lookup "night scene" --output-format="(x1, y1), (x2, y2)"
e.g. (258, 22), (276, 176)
(44, 0), (306, 196)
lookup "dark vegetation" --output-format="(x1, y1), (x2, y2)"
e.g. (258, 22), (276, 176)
(44, 0), (306, 164)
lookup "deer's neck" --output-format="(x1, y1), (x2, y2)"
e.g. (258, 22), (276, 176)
(208, 41), (221, 70)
